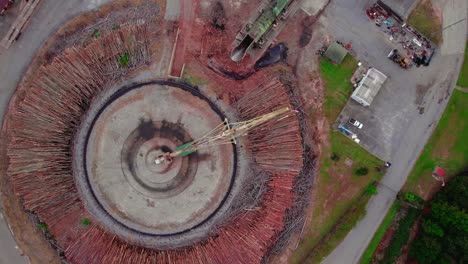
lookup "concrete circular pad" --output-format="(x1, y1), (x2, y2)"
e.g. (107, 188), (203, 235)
(75, 81), (236, 240)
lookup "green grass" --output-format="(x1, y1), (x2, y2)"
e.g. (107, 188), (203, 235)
(327, 132), (383, 180)
(457, 41), (468, 88)
(320, 56), (358, 122)
(306, 191), (374, 263)
(182, 70), (208, 87)
(407, 0), (442, 45)
(403, 89), (468, 197)
(360, 201), (399, 264)
(292, 56), (383, 263)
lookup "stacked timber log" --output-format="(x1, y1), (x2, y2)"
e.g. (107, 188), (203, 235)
(5, 20), (308, 263)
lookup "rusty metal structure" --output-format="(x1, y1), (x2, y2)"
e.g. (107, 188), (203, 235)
(230, 0), (295, 62)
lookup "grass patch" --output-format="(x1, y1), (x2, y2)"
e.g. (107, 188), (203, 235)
(320, 56), (358, 122)
(457, 41), (468, 88)
(118, 53), (129, 68)
(182, 70), (208, 87)
(327, 132), (382, 181)
(403, 89), (468, 198)
(407, 0), (442, 45)
(292, 56), (383, 263)
(306, 193), (372, 263)
(360, 201), (399, 264)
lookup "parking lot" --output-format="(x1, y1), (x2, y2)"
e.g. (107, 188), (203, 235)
(323, 0), (459, 162)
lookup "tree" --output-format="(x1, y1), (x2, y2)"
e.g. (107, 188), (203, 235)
(443, 230), (468, 261)
(409, 235), (441, 264)
(433, 176), (468, 210)
(408, 175), (468, 263)
(421, 219), (444, 237)
(430, 201), (468, 232)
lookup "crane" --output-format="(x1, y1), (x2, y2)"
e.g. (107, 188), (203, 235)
(155, 106), (293, 164)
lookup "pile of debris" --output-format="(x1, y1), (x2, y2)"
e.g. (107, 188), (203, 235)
(366, 1), (435, 67)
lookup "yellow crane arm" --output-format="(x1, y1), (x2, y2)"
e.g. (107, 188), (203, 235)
(155, 106), (292, 164)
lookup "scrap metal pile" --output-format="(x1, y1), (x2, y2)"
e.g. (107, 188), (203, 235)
(2, 15), (314, 263)
(366, 1), (436, 67)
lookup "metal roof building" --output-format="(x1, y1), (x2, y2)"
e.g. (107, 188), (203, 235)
(351, 68), (387, 106)
(324, 41), (348, 64)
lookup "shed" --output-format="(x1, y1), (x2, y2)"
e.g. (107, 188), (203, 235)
(432, 166), (446, 186)
(351, 68), (387, 106)
(324, 41), (348, 64)
(432, 167), (446, 178)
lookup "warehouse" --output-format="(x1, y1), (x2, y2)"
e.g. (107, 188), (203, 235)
(351, 68), (387, 106)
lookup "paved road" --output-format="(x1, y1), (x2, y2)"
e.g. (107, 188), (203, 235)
(321, 0), (467, 263)
(0, 1), (113, 263)
(0, 211), (25, 264)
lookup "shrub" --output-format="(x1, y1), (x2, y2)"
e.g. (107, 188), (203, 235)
(39, 222), (47, 230)
(330, 152), (340, 161)
(403, 192), (426, 208)
(404, 193), (416, 202)
(119, 53), (130, 68)
(355, 167), (369, 176)
(92, 28), (101, 39)
(82, 218), (90, 226)
(364, 184), (378, 196)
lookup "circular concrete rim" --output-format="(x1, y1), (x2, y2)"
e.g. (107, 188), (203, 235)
(73, 80), (239, 249)
(85, 82), (233, 235)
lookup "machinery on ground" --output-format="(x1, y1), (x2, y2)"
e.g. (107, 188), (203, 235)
(230, 0), (295, 62)
(155, 106), (293, 164)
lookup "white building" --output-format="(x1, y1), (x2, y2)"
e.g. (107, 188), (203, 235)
(351, 68), (387, 107)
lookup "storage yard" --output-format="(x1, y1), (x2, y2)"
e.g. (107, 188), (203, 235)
(0, 0), (318, 263)
(0, 0), (466, 263)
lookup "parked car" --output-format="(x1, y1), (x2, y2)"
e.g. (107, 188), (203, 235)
(349, 118), (363, 129)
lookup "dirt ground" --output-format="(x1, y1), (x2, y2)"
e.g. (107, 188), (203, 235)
(407, 0), (443, 45)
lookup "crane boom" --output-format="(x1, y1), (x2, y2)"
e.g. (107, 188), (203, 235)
(155, 106), (292, 164)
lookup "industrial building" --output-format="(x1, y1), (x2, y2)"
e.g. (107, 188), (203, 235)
(351, 68), (387, 106)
